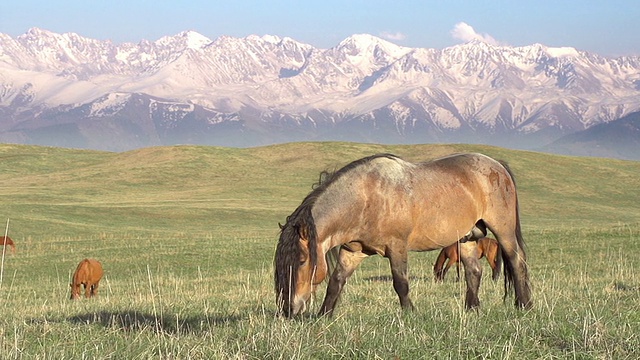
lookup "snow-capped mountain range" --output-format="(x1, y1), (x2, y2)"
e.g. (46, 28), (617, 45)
(1, 28), (639, 152)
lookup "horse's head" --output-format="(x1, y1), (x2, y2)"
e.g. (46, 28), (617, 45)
(70, 283), (80, 300)
(274, 216), (328, 317)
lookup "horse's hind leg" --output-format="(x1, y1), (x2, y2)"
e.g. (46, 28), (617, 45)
(459, 241), (482, 309)
(491, 230), (532, 309)
(501, 239), (532, 308)
(319, 247), (367, 317)
(386, 245), (415, 311)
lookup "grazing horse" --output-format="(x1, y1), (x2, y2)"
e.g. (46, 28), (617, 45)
(70, 258), (104, 300)
(1, 235), (16, 254)
(434, 237), (503, 282)
(274, 152), (531, 317)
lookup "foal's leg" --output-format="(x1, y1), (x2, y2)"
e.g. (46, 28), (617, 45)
(452, 245), (461, 282)
(318, 247), (367, 317)
(459, 241), (482, 309)
(91, 282), (100, 297)
(491, 245), (503, 281)
(486, 248), (501, 281)
(386, 246), (415, 311)
(441, 258), (454, 281)
(485, 253), (496, 280)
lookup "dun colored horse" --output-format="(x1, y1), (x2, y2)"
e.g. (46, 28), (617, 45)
(434, 237), (503, 282)
(1, 235), (16, 254)
(274, 152), (531, 317)
(70, 258), (104, 300)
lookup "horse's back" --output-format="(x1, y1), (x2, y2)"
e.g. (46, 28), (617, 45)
(1, 235), (14, 245)
(87, 259), (104, 281)
(478, 237), (499, 249)
(74, 258), (103, 283)
(1, 235), (15, 252)
(418, 153), (508, 181)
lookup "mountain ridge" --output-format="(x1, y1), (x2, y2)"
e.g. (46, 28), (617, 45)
(540, 111), (640, 160)
(1, 28), (639, 153)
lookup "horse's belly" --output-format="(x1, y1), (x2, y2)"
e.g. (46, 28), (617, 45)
(407, 221), (474, 251)
(407, 236), (456, 251)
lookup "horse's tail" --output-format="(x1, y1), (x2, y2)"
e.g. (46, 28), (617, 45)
(433, 248), (448, 281)
(499, 161), (529, 302)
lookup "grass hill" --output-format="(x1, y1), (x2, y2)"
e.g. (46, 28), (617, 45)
(1, 142), (638, 238)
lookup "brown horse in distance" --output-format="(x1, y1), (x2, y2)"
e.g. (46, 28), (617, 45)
(70, 258), (104, 300)
(1, 235), (16, 254)
(434, 237), (502, 282)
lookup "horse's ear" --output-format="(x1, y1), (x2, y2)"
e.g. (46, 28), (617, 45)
(278, 222), (284, 230)
(296, 223), (310, 242)
(298, 231), (310, 260)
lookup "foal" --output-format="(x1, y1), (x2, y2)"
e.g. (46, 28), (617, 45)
(1, 235), (16, 254)
(433, 237), (502, 282)
(70, 258), (104, 299)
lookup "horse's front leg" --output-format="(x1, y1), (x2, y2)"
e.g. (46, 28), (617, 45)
(318, 247), (367, 317)
(459, 241), (482, 309)
(386, 245), (415, 311)
(91, 282), (100, 297)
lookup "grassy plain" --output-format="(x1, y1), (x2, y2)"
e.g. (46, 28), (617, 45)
(0, 142), (638, 359)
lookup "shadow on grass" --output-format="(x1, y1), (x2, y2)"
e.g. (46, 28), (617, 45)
(67, 310), (242, 334)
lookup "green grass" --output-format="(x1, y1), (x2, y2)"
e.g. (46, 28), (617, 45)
(0, 142), (639, 359)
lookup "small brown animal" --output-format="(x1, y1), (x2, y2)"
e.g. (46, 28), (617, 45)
(0, 235), (16, 254)
(70, 258), (104, 300)
(434, 237), (502, 282)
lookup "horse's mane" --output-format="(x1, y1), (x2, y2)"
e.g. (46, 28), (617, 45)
(274, 153), (400, 312)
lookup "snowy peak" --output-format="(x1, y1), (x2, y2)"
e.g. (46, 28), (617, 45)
(8, 27), (110, 71)
(334, 33), (412, 67)
(155, 30), (212, 50)
(336, 34), (409, 55)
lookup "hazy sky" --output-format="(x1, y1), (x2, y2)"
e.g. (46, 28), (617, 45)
(1, 0), (638, 57)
